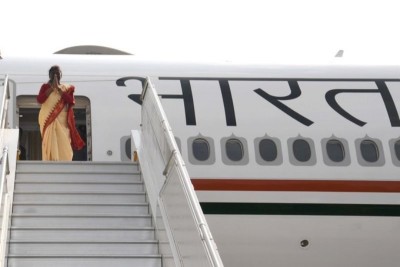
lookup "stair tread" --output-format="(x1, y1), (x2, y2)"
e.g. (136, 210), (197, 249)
(15, 171), (140, 174)
(8, 254), (161, 258)
(11, 226), (155, 230)
(14, 191), (145, 194)
(13, 214), (151, 217)
(15, 181), (142, 184)
(10, 240), (158, 243)
(16, 162), (139, 171)
(13, 203), (147, 206)
(16, 161), (138, 167)
(14, 191), (146, 195)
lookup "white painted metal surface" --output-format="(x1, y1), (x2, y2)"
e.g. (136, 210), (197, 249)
(133, 78), (224, 266)
(0, 131), (19, 267)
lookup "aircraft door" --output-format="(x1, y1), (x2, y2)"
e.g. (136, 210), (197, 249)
(17, 95), (91, 161)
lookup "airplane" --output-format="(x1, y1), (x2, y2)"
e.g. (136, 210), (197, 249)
(1, 47), (400, 267)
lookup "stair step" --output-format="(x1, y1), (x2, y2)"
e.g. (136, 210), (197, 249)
(14, 182), (144, 193)
(16, 173), (141, 183)
(10, 227), (156, 241)
(13, 192), (147, 204)
(9, 241), (159, 255)
(13, 203), (149, 216)
(16, 161), (139, 174)
(12, 215), (152, 227)
(7, 255), (161, 267)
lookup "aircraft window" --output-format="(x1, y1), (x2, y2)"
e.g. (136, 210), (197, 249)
(226, 139), (244, 161)
(259, 139), (278, 162)
(360, 140), (379, 162)
(326, 140), (345, 162)
(293, 139), (311, 162)
(221, 136), (249, 165)
(322, 137), (350, 166)
(125, 138), (131, 160)
(355, 137), (384, 166)
(192, 138), (210, 161)
(188, 135), (215, 165)
(395, 140), (400, 161)
(255, 136), (282, 165)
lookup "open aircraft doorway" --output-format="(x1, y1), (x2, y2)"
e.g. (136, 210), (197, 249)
(16, 95), (92, 161)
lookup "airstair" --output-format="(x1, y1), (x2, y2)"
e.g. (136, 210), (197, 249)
(0, 75), (224, 267)
(7, 161), (161, 267)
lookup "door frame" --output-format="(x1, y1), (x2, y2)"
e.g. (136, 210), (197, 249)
(16, 95), (92, 161)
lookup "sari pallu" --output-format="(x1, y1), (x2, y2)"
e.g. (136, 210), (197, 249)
(38, 84), (85, 161)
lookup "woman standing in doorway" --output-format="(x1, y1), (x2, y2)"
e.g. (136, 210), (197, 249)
(37, 65), (84, 161)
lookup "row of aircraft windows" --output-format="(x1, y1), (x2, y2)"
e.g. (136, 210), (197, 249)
(181, 136), (400, 167)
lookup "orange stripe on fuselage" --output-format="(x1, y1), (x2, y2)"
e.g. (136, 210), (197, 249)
(191, 179), (400, 193)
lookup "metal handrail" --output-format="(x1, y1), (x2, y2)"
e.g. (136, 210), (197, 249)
(0, 147), (10, 267)
(0, 75), (10, 129)
(143, 77), (224, 267)
(0, 75), (15, 267)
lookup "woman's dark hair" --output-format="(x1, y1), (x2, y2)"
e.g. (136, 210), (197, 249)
(48, 65), (62, 82)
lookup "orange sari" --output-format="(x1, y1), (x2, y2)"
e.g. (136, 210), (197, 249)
(37, 83), (85, 161)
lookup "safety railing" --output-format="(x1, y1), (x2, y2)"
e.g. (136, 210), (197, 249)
(133, 77), (224, 266)
(0, 76), (15, 267)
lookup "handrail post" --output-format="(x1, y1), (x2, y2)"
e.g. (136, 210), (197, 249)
(163, 150), (177, 176)
(0, 76), (10, 129)
(0, 147), (9, 209)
